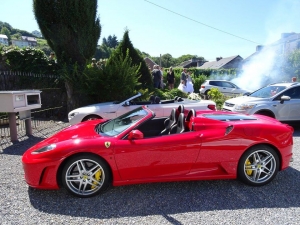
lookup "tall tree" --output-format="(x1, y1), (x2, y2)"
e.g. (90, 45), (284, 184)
(33, 0), (101, 110)
(111, 30), (152, 89)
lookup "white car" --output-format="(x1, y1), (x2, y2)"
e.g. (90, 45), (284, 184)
(222, 82), (300, 121)
(200, 80), (251, 97)
(68, 92), (216, 125)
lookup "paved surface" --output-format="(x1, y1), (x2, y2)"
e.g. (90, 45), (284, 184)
(1, 121), (300, 225)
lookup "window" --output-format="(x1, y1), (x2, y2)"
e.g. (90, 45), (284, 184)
(280, 86), (300, 99)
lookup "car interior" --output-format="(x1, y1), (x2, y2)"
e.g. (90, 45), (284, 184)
(129, 96), (184, 105)
(132, 105), (195, 138)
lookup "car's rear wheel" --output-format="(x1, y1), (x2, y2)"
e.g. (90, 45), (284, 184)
(238, 145), (279, 186)
(62, 155), (111, 197)
(82, 115), (101, 122)
(204, 90), (210, 99)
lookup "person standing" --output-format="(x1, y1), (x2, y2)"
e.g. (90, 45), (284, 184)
(152, 65), (161, 89)
(178, 68), (187, 92)
(160, 67), (165, 89)
(292, 77), (297, 82)
(167, 67), (175, 90)
(186, 71), (194, 93)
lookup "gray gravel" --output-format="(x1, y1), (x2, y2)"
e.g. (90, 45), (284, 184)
(1, 121), (300, 225)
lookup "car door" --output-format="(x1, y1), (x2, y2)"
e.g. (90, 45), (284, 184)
(221, 82), (236, 96)
(113, 132), (201, 180)
(273, 86), (300, 121)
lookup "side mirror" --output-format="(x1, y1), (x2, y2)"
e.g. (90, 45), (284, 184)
(128, 130), (144, 140)
(280, 95), (291, 104)
(123, 101), (130, 106)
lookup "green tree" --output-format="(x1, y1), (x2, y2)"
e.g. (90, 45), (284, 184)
(33, 0), (101, 110)
(112, 30), (152, 89)
(285, 49), (300, 80)
(102, 35), (119, 48)
(161, 53), (176, 68)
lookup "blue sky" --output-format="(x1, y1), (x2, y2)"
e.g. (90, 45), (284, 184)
(1, 0), (300, 61)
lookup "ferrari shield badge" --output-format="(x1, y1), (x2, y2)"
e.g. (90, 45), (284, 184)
(105, 142), (111, 148)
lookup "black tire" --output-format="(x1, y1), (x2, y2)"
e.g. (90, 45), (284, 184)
(204, 90), (210, 100)
(62, 154), (111, 197)
(238, 145), (279, 186)
(82, 115), (101, 122)
(254, 111), (275, 118)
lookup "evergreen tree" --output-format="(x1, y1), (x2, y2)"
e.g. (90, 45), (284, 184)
(33, 0), (101, 110)
(112, 30), (152, 89)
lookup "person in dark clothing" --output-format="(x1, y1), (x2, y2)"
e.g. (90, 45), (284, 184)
(152, 65), (162, 88)
(167, 67), (175, 90)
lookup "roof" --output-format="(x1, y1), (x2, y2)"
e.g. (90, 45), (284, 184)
(199, 55), (242, 69)
(0, 34), (8, 39)
(21, 36), (37, 42)
(144, 57), (157, 69)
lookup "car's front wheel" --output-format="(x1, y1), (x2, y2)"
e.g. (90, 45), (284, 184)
(238, 145), (279, 186)
(62, 154), (111, 197)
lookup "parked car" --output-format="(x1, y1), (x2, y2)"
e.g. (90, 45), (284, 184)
(222, 82), (300, 122)
(200, 80), (251, 97)
(22, 105), (293, 197)
(68, 92), (216, 125)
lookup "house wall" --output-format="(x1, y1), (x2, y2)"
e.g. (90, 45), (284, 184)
(0, 35), (9, 46)
(11, 40), (29, 48)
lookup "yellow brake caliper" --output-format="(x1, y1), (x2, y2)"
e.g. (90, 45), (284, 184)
(245, 159), (252, 175)
(91, 169), (101, 189)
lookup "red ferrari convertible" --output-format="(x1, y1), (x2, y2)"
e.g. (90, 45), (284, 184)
(22, 105), (294, 198)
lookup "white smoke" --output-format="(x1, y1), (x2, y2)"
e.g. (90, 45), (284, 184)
(229, 0), (300, 92)
(232, 46), (284, 92)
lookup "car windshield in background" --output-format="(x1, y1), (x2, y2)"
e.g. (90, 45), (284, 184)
(249, 86), (287, 98)
(98, 107), (148, 136)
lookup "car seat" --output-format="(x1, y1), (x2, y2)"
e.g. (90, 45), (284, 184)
(175, 104), (184, 120)
(186, 109), (196, 131)
(169, 113), (186, 134)
(154, 96), (160, 104)
(160, 108), (177, 135)
(149, 95), (155, 104)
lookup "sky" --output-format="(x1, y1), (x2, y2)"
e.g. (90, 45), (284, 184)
(1, 0), (300, 61)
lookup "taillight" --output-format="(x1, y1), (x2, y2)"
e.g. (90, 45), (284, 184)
(208, 104), (216, 111)
(201, 85), (205, 88)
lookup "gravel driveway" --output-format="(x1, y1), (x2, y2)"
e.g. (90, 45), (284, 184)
(1, 121), (300, 225)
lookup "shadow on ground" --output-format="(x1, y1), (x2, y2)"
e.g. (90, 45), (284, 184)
(28, 167), (300, 219)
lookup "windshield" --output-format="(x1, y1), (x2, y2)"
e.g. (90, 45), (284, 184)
(98, 107), (148, 136)
(249, 85), (287, 98)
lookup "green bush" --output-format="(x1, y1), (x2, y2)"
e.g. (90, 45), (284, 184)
(78, 49), (141, 104)
(1, 46), (58, 74)
(193, 74), (207, 93)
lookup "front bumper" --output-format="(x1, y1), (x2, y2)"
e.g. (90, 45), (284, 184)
(22, 154), (63, 189)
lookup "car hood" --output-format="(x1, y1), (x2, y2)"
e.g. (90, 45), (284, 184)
(226, 96), (270, 104)
(29, 120), (105, 150)
(69, 102), (115, 114)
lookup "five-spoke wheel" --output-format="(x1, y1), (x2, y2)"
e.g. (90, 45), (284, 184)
(238, 145), (279, 186)
(62, 155), (111, 197)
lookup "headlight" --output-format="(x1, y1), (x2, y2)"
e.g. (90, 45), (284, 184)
(68, 112), (79, 119)
(235, 103), (256, 110)
(31, 144), (56, 154)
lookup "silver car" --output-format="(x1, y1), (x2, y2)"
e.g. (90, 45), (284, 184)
(200, 80), (250, 97)
(68, 92), (216, 125)
(222, 82), (300, 121)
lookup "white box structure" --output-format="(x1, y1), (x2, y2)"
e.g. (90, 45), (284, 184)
(0, 90), (42, 141)
(0, 90), (41, 112)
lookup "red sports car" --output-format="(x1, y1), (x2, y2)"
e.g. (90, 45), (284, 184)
(22, 105), (294, 198)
